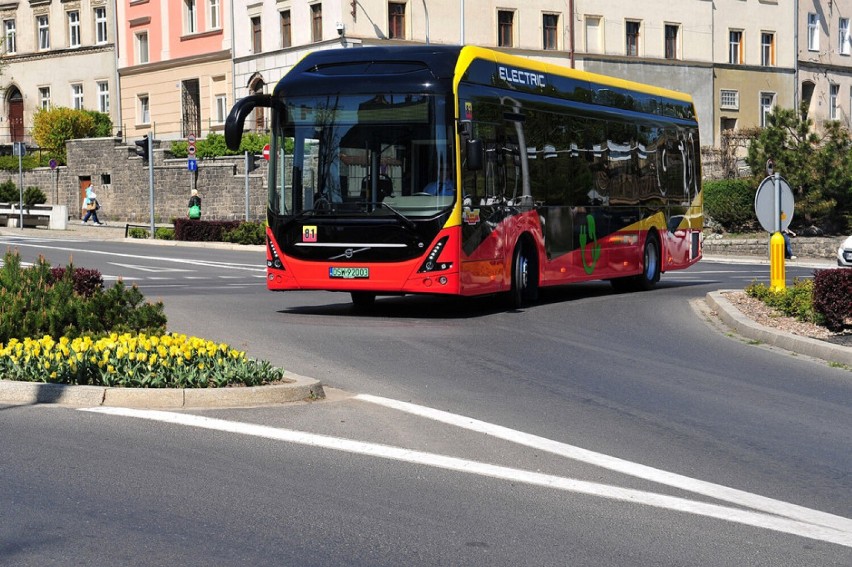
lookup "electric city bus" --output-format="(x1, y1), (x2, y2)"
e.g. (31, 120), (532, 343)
(225, 45), (702, 308)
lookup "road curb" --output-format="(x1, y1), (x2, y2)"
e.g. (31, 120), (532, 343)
(0, 371), (324, 408)
(706, 290), (852, 367)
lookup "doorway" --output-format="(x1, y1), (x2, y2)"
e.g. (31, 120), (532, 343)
(7, 87), (23, 142)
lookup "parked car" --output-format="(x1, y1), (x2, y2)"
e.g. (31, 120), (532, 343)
(838, 235), (852, 267)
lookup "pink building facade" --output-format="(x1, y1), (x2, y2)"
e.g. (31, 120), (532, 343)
(116, 0), (233, 141)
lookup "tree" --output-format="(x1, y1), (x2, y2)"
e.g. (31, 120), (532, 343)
(746, 103), (851, 232)
(31, 107), (113, 164)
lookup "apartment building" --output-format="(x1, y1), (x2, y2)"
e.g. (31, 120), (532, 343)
(0, 0), (117, 144)
(798, 1), (852, 130)
(115, 0), (232, 141)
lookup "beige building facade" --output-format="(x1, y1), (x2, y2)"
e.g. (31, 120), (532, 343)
(0, 0), (118, 145)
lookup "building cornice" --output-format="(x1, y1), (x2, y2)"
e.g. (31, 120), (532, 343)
(119, 49), (231, 76)
(0, 43), (114, 64)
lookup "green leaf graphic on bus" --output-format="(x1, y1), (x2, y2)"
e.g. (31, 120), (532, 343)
(580, 214), (601, 275)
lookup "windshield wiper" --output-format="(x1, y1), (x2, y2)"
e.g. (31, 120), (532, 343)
(378, 201), (417, 231)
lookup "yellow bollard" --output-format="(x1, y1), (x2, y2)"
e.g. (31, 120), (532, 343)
(770, 231), (786, 291)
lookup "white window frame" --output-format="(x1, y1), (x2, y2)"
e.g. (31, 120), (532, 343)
(97, 81), (109, 113)
(830, 84), (840, 120)
(184, 0), (198, 35)
(720, 89), (739, 110)
(94, 7), (108, 44)
(135, 31), (149, 64)
(39, 87), (51, 110)
(808, 13), (819, 51)
(729, 30), (743, 64)
(4, 19), (16, 54)
(760, 92), (776, 127)
(71, 84), (84, 110)
(761, 32), (775, 66)
(138, 94), (150, 125)
(37, 15), (50, 50)
(215, 94), (228, 124)
(68, 11), (80, 48)
(209, 0), (220, 30)
(840, 18), (851, 55)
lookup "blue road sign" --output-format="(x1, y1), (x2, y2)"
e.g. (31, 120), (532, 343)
(188, 158), (197, 172)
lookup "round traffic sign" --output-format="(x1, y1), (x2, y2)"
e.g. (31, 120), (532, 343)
(187, 145), (196, 156)
(754, 175), (795, 233)
(262, 144), (270, 161)
(187, 134), (196, 144)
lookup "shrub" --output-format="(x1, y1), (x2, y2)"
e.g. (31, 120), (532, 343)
(222, 221), (266, 245)
(23, 186), (47, 206)
(0, 250), (166, 343)
(49, 266), (103, 298)
(155, 227), (175, 240)
(745, 279), (822, 325)
(0, 154), (50, 172)
(174, 218), (240, 241)
(0, 179), (17, 202)
(128, 227), (149, 239)
(812, 269), (852, 332)
(703, 178), (759, 232)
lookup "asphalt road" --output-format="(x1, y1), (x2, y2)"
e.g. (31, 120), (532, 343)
(1, 233), (850, 566)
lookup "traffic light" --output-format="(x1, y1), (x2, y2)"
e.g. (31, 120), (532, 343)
(135, 135), (149, 161)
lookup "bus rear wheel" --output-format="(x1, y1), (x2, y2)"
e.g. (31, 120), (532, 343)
(508, 241), (538, 309)
(611, 232), (660, 292)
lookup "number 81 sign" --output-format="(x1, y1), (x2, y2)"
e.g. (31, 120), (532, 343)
(302, 225), (317, 242)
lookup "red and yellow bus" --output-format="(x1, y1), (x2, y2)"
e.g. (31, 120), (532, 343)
(225, 45), (702, 308)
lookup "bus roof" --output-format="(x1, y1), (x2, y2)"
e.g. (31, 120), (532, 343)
(274, 45), (696, 121)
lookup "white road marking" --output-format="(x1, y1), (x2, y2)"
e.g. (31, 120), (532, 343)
(356, 394), (852, 534)
(109, 262), (192, 273)
(80, 406), (852, 548)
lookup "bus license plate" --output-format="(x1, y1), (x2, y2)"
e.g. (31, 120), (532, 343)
(329, 267), (369, 279)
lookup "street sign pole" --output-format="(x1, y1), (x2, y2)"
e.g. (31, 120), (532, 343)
(16, 144), (24, 230)
(769, 172), (785, 291)
(148, 134), (155, 237)
(245, 151), (250, 221)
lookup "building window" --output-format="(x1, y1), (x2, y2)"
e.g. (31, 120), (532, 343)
(251, 16), (261, 52)
(760, 92), (775, 127)
(311, 4), (322, 43)
(388, 2), (405, 39)
(209, 0), (220, 29)
(39, 87), (51, 109)
(215, 94), (227, 124)
(135, 31), (149, 64)
(138, 94), (150, 124)
(808, 13), (819, 51)
(729, 30), (743, 64)
(761, 32), (775, 66)
(665, 24), (679, 59)
(720, 89), (739, 110)
(97, 81), (109, 113)
(840, 18), (851, 55)
(37, 15), (50, 50)
(68, 11), (80, 48)
(4, 20), (16, 54)
(585, 16), (601, 53)
(543, 14), (558, 50)
(280, 10), (291, 47)
(498, 10), (514, 48)
(625, 20), (640, 56)
(720, 117), (737, 132)
(184, 0), (197, 34)
(830, 84), (840, 120)
(71, 84), (84, 110)
(94, 7), (108, 44)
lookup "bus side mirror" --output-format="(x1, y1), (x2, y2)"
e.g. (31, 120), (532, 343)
(466, 138), (483, 171)
(224, 93), (275, 151)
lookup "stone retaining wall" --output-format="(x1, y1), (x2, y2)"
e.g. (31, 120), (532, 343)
(0, 138), (268, 223)
(702, 235), (845, 259)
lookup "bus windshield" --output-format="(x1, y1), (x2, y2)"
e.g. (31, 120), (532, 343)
(269, 93), (455, 218)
